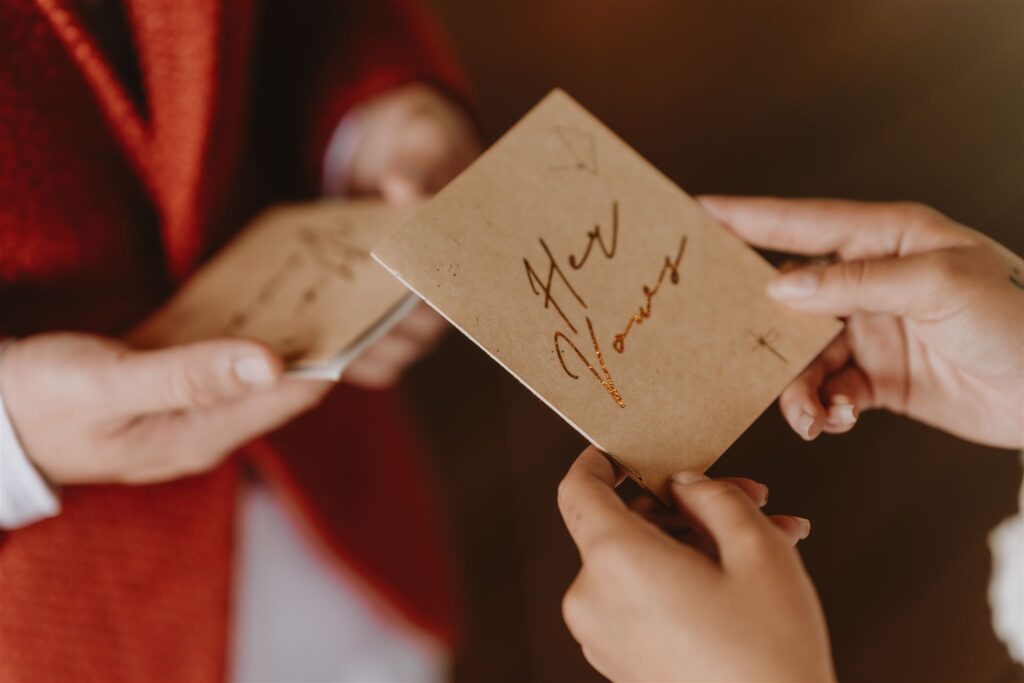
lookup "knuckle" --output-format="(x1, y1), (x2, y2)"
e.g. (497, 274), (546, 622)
(179, 447), (221, 477)
(176, 461), (206, 479)
(891, 202), (982, 246)
(893, 201), (938, 225)
(561, 584), (584, 631)
(921, 250), (972, 314)
(894, 201), (968, 242)
(837, 259), (869, 293)
(168, 365), (219, 408)
(926, 249), (963, 281)
(556, 477), (576, 512)
(733, 524), (783, 560)
(694, 479), (745, 506)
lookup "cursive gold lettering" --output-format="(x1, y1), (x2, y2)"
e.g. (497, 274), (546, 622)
(568, 200), (619, 269)
(613, 235), (687, 353)
(524, 238), (588, 334)
(554, 317), (625, 408)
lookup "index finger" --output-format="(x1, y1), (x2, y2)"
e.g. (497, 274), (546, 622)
(557, 446), (636, 555)
(670, 473), (785, 571)
(697, 196), (967, 261)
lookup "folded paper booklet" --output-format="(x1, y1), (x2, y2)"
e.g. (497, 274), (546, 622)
(374, 89), (842, 500)
(132, 200), (416, 380)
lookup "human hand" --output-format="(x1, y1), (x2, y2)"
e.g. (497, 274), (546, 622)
(345, 82), (479, 202)
(340, 83), (479, 388)
(558, 447), (836, 683)
(700, 197), (1024, 448)
(0, 333), (330, 484)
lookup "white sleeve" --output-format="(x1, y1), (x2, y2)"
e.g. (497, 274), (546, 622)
(0, 340), (61, 529)
(988, 451), (1024, 664)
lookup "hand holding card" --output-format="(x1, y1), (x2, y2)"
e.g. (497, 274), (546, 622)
(374, 90), (842, 500)
(132, 200), (417, 380)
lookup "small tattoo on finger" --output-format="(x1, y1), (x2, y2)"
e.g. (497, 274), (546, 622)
(1010, 266), (1024, 290)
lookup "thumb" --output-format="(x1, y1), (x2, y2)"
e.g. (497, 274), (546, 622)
(110, 339), (283, 414)
(765, 251), (957, 318)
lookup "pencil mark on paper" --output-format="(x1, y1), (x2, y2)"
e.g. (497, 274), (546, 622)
(748, 328), (788, 364)
(547, 125), (598, 174)
(298, 223), (368, 282)
(222, 218), (370, 350)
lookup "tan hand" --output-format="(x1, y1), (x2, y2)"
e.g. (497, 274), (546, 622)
(342, 83), (479, 388)
(1, 333), (330, 484)
(701, 197), (1024, 448)
(558, 447), (836, 683)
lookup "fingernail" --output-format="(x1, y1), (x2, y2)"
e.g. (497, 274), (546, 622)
(795, 411), (814, 437)
(234, 356), (276, 387)
(795, 411), (819, 440)
(671, 471), (707, 485)
(794, 516), (811, 539)
(758, 483), (770, 506)
(768, 269), (821, 299)
(827, 402), (857, 425)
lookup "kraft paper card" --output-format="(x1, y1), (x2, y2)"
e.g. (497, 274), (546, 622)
(374, 89), (842, 500)
(132, 200), (416, 380)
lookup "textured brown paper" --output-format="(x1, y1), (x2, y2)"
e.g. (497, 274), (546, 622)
(374, 90), (842, 500)
(132, 200), (416, 380)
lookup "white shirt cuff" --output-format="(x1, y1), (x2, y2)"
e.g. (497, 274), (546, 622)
(988, 450), (1024, 663)
(0, 340), (61, 529)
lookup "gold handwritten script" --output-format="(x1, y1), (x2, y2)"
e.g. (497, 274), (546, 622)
(523, 200), (686, 408)
(555, 317), (625, 407)
(569, 200), (619, 269)
(524, 238), (587, 334)
(613, 236), (687, 353)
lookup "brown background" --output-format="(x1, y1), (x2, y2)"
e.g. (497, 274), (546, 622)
(407, 2), (1024, 682)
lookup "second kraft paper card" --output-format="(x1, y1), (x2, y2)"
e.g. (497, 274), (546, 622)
(374, 90), (841, 500)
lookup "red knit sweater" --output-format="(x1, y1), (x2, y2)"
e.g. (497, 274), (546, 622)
(0, 1), (463, 680)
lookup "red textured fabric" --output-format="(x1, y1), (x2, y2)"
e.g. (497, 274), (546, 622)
(0, 1), (465, 680)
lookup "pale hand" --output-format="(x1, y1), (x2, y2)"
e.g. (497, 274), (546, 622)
(700, 198), (1024, 448)
(558, 446), (836, 683)
(1, 333), (330, 484)
(340, 83), (480, 388)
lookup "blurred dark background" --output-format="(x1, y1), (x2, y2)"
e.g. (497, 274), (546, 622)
(406, 2), (1024, 682)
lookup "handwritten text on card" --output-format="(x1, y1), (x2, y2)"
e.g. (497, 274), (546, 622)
(523, 201), (687, 408)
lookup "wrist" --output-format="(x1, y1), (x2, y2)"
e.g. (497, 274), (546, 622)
(0, 338), (62, 528)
